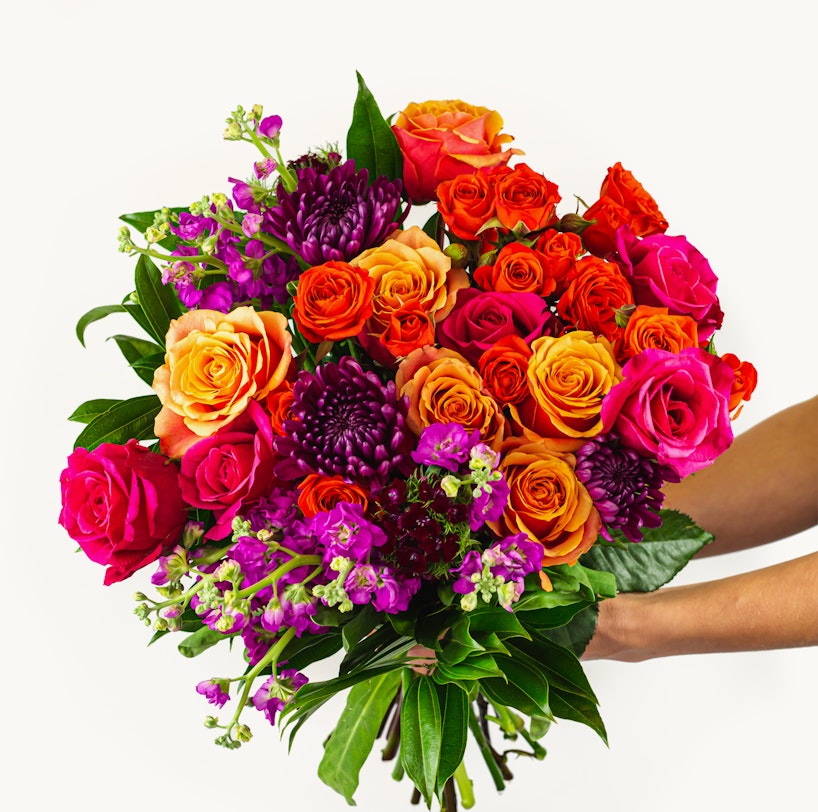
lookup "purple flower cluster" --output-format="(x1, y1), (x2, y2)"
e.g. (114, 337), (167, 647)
(252, 669), (308, 726)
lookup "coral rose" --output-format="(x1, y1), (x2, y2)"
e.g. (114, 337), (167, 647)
(616, 227), (723, 340)
(391, 99), (521, 204)
(511, 331), (621, 448)
(59, 439), (188, 584)
(293, 260), (376, 344)
(556, 256), (634, 342)
(534, 230), (585, 296)
(487, 441), (601, 567)
(492, 164), (561, 233)
(478, 335), (532, 406)
(721, 353), (758, 416)
(153, 307), (293, 457)
(620, 305), (699, 359)
(297, 474), (369, 518)
(582, 162), (668, 257)
(436, 171), (495, 240)
(601, 347), (734, 478)
(473, 242), (556, 298)
(396, 346), (507, 449)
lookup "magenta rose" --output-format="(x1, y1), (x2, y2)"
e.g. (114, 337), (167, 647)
(601, 347), (734, 478)
(180, 400), (279, 540)
(59, 439), (188, 584)
(436, 288), (553, 365)
(616, 227), (724, 340)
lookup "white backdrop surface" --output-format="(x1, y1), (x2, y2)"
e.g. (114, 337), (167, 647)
(3, 1), (816, 810)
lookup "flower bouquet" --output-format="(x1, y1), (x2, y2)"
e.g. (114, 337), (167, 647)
(59, 73), (757, 810)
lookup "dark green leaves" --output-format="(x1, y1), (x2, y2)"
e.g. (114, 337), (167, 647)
(177, 626), (231, 658)
(400, 677), (442, 807)
(346, 72), (403, 184)
(582, 510), (713, 593)
(72, 395), (160, 451)
(318, 670), (402, 804)
(134, 254), (184, 346)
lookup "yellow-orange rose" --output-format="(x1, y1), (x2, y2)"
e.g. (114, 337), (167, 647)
(489, 441), (601, 567)
(351, 226), (468, 334)
(396, 346), (507, 449)
(153, 307), (293, 457)
(620, 304), (699, 360)
(391, 100), (522, 204)
(510, 331), (621, 448)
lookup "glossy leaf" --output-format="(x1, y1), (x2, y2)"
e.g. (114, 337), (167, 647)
(508, 635), (597, 703)
(346, 72), (403, 184)
(541, 604), (600, 656)
(400, 676), (442, 807)
(280, 630), (343, 672)
(341, 604), (380, 651)
(68, 399), (122, 424)
(434, 652), (504, 682)
(582, 509), (713, 593)
(549, 686), (608, 744)
(133, 254), (183, 347)
(75, 304), (129, 347)
(480, 654), (551, 719)
(109, 334), (164, 385)
(72, 395), (161, 450)
(435, 683), (468, 796)
(318, 670), (402, 804)
(177, 626), (231, 658)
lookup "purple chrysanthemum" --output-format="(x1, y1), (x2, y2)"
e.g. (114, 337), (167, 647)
(575, 433), (679, 543)
(262, 160), (406, 265)
(274, 356), (413, 488)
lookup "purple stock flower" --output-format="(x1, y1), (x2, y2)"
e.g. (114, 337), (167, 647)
(171, 212), (216, 242)
(411, 422), (479, 471)
(252, 669), (308, 726)
(196, 679), (230, 709)
(452, 550), (483, 595)
(262, 160), (405, 265)
(310, 502), (387, 564)
(468, 476), (510, 530)
(274, 356), (413, 488)
(258, 115), (282, 140)
(371, 567), (421, 613)
(575, 433), (679, 543)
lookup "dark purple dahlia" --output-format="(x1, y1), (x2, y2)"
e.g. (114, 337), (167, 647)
(273, 356), (413, 488)
(575, 434), (680, 543)
(262, 160), (406, 265)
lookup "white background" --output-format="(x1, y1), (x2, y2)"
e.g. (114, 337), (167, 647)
(3, 1), (816, 810)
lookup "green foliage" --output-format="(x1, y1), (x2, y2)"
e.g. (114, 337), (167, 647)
(318, 670), (402, 804)
(346, 72), (404, 184)
(133, 254), (184, 346)
(72, 395), (160, 450)
(400, 677), (442, 808)
(582, 509), (713, 592)
(178, 626), (233, 658)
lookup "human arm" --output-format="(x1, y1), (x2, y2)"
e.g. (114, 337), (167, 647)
(583, 551), (818, 661)
(662, 395), (818, 556)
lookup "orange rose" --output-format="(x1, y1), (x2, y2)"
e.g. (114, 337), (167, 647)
(396, 346), (507, 449)
(534, 230), (585, 295)
(265, 382), (295, 435)
(152, 307), (293, 457)
(488, 441), (601, 567)
(510, 331), (621, 448)
(379, 300), (436, 358)
(582, 162), (668, 257)
(297, 474), (369, 518)
(351, 226), (468, 335)
(721, 353), (758, 416)
(557, 256), (634, 342)
(620, 305), (699, 359)
(292, 260), (376, 344)
(437, 171), (495, 240)
(391, 100), (522, 204)
(473, 242), (556, 298)
(493, 164), (561, 233)
(478, 335), (532, 405)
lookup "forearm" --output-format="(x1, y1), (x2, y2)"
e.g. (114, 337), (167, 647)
(662, 396), (818, 555)
(585, 552), (818, 661)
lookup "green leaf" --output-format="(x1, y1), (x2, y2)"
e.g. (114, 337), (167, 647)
(109, 334), (165, 385)
(480, 654), (551, 719)
(422, 212), (441, 242)
(133, 254), (184, 346)
(540, 604), (599, 656)
(346, 72), (404, 184)
(467, 605), (531, 639)
(318, 670), (402, 805)
(581, 509), (713, 593)
(434, 652), (504, 682)
(400, 676), (442, 807)
(279, 630), (343, 672)
(177, 626), (231, 658)
(435, 683), (468, 796)
(549, 686), (608, 744)
(517, 600), (594, 631)
(72, 394), (161, 450)
(508, 635), (597, 703)
(68, 399), (122, 424)
(76, 304), (129, 347)
(439, 617), (485, 666)
(341, 604), (380, 651)
(339, 623), (405, 675)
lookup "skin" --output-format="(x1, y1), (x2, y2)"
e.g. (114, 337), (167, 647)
(584, 396), (818, 661)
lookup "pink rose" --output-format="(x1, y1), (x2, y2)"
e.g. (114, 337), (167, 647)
(59, 439), (188, 584)
(616, 228), (723, 341)
(179, 400), (279, 540)
(436, 288), (553, 365)
(601, 347), (734, 478)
